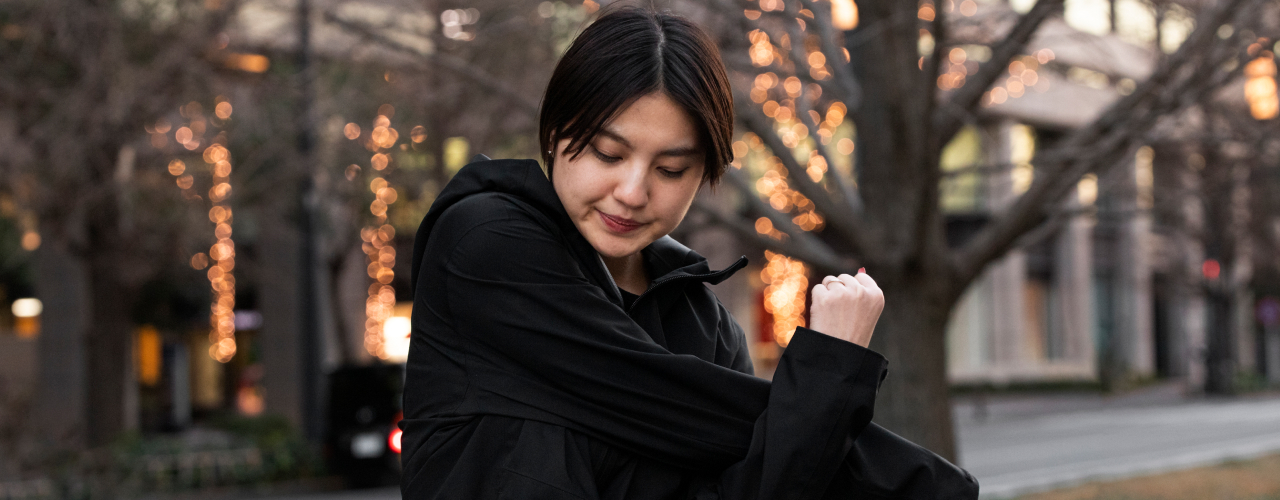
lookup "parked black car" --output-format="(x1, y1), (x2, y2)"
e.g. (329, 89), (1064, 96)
(325, 363), (404, 488)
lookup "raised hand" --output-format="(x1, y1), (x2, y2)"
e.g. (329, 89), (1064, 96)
(808, 269), (884, 347)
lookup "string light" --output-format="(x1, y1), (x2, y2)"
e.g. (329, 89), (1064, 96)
(160, 98), (238, 363)
(980, 54), (1051, 105)
(204, 136), (237, 363)
(351, 107), (402, 360)
(761, 251), (809, 346)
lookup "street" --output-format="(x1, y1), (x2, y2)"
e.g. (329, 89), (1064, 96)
(250, 389), (1280, 500)
(956, 389), (1280, 498)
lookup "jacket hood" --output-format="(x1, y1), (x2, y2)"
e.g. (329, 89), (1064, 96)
(410, 156), (746, 301)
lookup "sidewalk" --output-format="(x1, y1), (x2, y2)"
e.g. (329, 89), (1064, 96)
(954, 383), (1280, 499)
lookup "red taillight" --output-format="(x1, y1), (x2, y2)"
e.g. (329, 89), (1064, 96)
(389, 411), (403, 454)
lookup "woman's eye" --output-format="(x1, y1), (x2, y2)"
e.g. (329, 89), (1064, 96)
(658, 168), (687, 179)
(592, 147), (621, 163)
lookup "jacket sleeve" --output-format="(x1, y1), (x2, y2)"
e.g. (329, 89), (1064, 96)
(824, 423), (981, 499)
(435, 202), (887, 498)
(712, 326), (889, 500)
(715, 321), (979, 499)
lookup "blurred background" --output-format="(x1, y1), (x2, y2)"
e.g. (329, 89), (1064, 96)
(0, 0), (1278, 498)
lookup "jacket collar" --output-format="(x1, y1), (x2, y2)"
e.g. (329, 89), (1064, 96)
(411, 156), (747, 302)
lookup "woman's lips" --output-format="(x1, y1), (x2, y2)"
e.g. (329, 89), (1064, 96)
(598, 210), (643, 233)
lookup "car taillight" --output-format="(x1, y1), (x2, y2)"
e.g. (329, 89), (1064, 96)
(389, 411), (403, 454)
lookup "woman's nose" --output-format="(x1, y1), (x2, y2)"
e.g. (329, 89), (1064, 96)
(612, 162), (649, 209)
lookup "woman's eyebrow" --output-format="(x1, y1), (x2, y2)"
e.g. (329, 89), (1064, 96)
(598, 127), (703, 158)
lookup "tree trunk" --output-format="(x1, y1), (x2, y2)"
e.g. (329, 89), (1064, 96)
(83, 253), (139, 447)
(867, 276), (961, 462)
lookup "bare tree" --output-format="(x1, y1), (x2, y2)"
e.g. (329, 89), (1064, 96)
(0, 0), (238, 446)
(693, 0), (1277, 459)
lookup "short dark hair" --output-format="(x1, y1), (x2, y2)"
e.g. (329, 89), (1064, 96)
(538, 6), (734, 186)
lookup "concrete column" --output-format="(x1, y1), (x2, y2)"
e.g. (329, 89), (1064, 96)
(947, 276), (993, 376)
(257, 208), (304, 428)
(32, 242), (89, 447)
(1116, 201), (1156, 376)
(980, 119), (1027, 378)
(1056, 209), (1096, 368)
(1175, 153), (1208, 387)
(1099, 149), (1156, 380)
(989, 252), (1028, 368)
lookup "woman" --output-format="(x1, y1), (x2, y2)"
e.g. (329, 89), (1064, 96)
(402, 6), (978, 499)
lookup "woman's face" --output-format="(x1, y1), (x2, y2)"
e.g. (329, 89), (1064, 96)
(552, 93), (706, 260)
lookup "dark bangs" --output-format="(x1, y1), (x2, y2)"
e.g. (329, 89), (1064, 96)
(538, 7), (734, 186)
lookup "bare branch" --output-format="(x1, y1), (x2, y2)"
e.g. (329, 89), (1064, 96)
(690, 198), (854, 275)
(932, 0), (1063, 149)
(952, 0), (1254, 282)
(324, 11), (540, 118)
(722, 167), (846, 262)
(797, 0), (863, 107)
(733, 89), (873, 259)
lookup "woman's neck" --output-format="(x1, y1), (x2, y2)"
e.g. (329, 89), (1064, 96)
(601, 252), (648, 295)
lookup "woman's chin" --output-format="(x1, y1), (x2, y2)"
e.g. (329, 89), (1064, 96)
(587, 233), (648, 260)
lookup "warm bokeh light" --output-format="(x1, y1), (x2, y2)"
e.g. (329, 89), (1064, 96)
(1244, 52), (1278, 120)
(382, 315), (411, 363)
(11, 298), (42, 318)
(919, 3), (936, 22)
(214, 101), (233, 120)
(20, 231), (40, 251)
(361, 107), (404, 360)
(832, 0), (858, 30)
(762, 251), (809, 346)
(161, 100), (240, 363)
(224, 53), (270, 73)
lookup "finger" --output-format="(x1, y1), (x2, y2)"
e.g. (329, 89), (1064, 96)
(853, 271), (881, 294)
(837, 273), (861, 290)
(822, 275), (841, 286)
(811, 283), (830, 299)
(858, 267), (866, 274)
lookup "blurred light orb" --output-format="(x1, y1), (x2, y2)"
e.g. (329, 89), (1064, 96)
(371, 153), (390, 170)
(20, 231), (40, 251)
(11, 298), (41, 318)
(215, 102), (233, 120)
(191, 252), (210, 270)
(382, 316), (411, 363)
(832, 0), (858, 30)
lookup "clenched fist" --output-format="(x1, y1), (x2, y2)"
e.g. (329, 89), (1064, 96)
(808, 269), (884, 347)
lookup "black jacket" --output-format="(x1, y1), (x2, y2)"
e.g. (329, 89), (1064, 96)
(403, 157), (979, 499)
